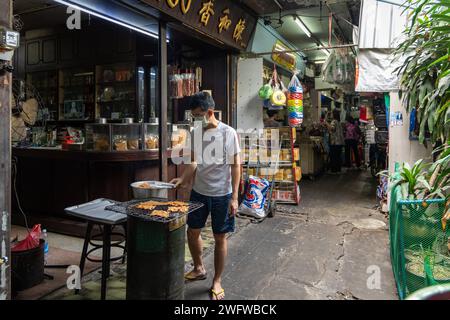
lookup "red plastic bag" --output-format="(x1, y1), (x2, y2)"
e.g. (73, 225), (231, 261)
(11, 224), (41, 252)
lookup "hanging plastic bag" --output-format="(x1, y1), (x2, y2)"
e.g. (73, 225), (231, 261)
(258, 83), (274, 100)
(11, 224), (42, 252)
(333, 51), (345, 84)
(238, 176), (270, 218)
(287, 74), (303, 127)
(321, 51), (336, 83)
(268, 67), (287, 109)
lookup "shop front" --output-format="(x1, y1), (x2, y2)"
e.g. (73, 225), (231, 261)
(11, 0), (257, 235)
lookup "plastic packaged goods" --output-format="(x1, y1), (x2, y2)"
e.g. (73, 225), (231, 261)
(259, 67), (288, 110)
(169, 68), (200, 99)
(287, 74), (303, 127)
(238, 176), (270, 218)
(11, 224), (41, 252)
(169, 74), (183, 99)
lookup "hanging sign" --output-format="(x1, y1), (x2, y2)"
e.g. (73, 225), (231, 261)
(272, 40), (297, 72)
(141, 0), (257, 50)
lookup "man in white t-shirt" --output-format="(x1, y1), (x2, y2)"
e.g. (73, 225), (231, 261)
(170, 92), (241, 300)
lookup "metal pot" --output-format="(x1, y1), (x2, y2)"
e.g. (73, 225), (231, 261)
(130, 181), (175, 199)
(123, 118), (134, 124)
(97, 118), (108, 124)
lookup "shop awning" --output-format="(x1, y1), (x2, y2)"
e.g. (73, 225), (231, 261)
(355, 0), (409, 92)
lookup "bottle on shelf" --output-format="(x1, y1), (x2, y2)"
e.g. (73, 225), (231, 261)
(41, 229), (49, 265)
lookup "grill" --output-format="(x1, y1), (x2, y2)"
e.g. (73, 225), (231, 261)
(105, 199), (204, 223)
(121, 198), (204, 300)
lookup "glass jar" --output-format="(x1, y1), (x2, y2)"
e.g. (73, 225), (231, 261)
(111, 124), (142, 151)
(85, 124), (111, 151)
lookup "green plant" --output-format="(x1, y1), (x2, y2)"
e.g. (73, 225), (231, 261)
(383, 144), (450, 200)
(394, 0), (450, 145)
(382, 159), (429, 199)
(424, 143), (450, 199)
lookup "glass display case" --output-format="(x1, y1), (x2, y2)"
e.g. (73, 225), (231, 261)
(143, 123), (159, 151)
(111, 123), (142, 151)
(85, 123), (111, 151)
(143, 123), (191, 150)
(59, 68), (95, 120)
(96, 62), (136, 120)
(171, 124), (191, 149)
(26, 71), (58, 121)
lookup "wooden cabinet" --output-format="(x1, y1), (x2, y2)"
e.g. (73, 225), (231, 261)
(42, 38), (57, 64)
(25, 37), (57, 70)
(26, 40), (40, 66)
(59, 36), (76, 62)
(22, 25), (137, 73)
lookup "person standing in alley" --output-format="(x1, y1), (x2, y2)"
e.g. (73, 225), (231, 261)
(344, 116), (361, 168)
(263, 109), (281, 127)
(325, 109), (345, 173)
(170, 92), (241, 300)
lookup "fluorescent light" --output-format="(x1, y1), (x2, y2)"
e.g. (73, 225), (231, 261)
(294, 17), (311, 38)
(53, 0), (167, 42)
(321, 48), (330, 56)
(314, 60), (326, 64)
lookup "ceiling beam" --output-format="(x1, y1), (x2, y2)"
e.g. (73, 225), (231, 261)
(15, 4), (60, 16)
(325, 2), (356, 55)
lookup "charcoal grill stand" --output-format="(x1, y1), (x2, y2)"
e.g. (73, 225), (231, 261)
(65, 198), (203, 300)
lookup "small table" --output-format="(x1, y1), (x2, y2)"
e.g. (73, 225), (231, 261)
(65, 199), (127, 300)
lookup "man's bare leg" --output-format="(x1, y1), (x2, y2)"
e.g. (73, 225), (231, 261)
(211, 233), (227, 299)
(186, 228), (206, 277)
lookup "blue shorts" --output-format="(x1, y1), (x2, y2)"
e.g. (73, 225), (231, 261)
(188, 190), (235, 234)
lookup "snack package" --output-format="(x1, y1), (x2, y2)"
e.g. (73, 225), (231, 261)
(238, 176), (270, 218)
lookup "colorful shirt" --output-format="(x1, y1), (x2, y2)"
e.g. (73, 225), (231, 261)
(345, 123), (360, 141)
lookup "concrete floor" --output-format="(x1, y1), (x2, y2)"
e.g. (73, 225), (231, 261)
(39, 169), (398, 300)
(185, 169), (398, 300)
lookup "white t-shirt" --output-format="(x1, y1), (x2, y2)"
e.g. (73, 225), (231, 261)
(192, 122), (241, 197)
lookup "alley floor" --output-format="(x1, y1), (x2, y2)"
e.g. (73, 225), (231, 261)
(39, 169), (397, 300)
(184, 170), (398, 300)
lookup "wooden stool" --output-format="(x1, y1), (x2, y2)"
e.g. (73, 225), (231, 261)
(78, 221), (127, 299)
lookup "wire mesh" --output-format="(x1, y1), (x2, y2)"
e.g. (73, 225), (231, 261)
(390, 187), (449, 299)
(105, 199), (204, 223)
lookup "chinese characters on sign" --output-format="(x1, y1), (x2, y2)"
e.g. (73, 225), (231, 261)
(198, 1), (246, 44)
(233, 18), (246, 43)
(218, 9), (232, 33)
(166, 0), (192, 15)
(142, 0), (256, 50)
(199, 0), (215, 26)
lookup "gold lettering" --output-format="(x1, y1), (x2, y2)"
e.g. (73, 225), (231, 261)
(180, 0), (191, 14)
(233, 18), (246, 43)
(167, 0), (179, 8)
(199, 0), (215, 26)
(218, 9), (231, 33)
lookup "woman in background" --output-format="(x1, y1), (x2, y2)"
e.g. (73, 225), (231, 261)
(344, 116), (361, 168)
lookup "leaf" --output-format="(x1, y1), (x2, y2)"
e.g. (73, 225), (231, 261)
(438, 74), (450, 95)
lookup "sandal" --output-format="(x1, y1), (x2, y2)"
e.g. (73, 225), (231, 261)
(184, 271), (207, 282)
(210, 288), (225, 300)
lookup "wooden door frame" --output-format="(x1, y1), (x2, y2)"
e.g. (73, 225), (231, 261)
(0, 0), (12, 301)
